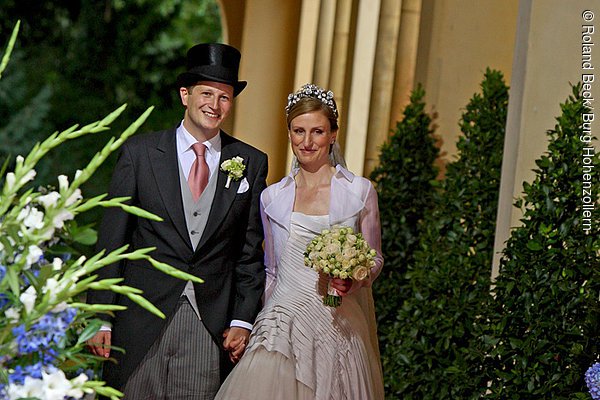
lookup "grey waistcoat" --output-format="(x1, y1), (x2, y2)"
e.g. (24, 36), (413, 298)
(178, 161), (218, 319)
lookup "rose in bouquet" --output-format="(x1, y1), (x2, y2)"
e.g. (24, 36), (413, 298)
(304, 226), (376, 307)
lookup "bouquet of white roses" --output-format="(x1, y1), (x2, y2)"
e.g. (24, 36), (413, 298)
(304, 226), (376, 307)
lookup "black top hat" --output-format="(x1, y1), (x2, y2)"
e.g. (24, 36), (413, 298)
(176, 43), (247, 96)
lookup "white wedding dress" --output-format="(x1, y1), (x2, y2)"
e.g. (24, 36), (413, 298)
(215, 212), (384, 399)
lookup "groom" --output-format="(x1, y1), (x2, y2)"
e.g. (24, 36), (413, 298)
(87, 43), (267, 399)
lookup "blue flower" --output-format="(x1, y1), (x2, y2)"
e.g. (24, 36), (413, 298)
(0, 263), (8, 311)
(13, 308), (77, 355)
(586, 362), (600, 400)
(8, 362), (45, 384)
(20, 265), (41, 287)
(0, 293), (8, 310)
(6, 308), (79, 388)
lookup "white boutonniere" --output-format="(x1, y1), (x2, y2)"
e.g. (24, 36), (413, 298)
(220, 156), (246, 188)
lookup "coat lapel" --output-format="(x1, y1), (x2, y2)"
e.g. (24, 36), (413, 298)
(148, 129), (192, 249)
(195, 132), (245, 252)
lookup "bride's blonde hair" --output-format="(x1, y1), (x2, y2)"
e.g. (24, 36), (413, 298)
(286, 97), (339, 132)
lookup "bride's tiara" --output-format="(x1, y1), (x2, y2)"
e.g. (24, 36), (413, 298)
(285, 83), (338, 118)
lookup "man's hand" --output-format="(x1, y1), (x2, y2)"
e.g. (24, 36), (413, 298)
(222, 327), (251, 363)
(87, 331), (112, 358)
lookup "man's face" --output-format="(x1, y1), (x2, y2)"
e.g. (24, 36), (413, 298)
(180, 81), (234, 140)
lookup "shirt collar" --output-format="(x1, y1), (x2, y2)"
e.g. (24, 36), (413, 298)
(176, 122), (222, 156)
(333, 164), (355, 182)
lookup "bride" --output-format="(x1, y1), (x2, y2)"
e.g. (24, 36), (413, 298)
(215, 84), (384, 399)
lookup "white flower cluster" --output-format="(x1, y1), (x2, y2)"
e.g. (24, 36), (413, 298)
(220, 156), (245, 180)
(1, 166), (85, 322)
(220, 156), (246, 188)
(7, 169), (82, 266)
(304, 226), (376, 282)
(6, 369), (89, 400)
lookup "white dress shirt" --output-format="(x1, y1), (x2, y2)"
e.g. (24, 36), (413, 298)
(176, 123), (221, 181)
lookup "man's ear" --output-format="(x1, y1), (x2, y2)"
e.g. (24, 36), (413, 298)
(179, 87), (189, 107)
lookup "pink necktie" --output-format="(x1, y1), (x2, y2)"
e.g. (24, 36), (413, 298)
(188, 143), (209, 202)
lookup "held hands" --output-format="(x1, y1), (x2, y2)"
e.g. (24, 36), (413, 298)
(222, 327), (250, 364)
(87, 331), (112, 358)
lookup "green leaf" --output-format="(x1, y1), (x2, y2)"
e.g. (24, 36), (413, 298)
(126, 293), (165, 319)
(77, 319), (104, 344)
(0, 21), (19, 79)
(70, 225), (98, 245)
(526, 240), (543, 251)
(146, 258), (204, 283)
(6, 265), (20, 296)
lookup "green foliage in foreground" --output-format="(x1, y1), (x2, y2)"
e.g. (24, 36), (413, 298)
(0, 22), (202, 398)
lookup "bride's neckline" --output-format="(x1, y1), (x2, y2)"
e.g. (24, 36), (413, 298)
(292, 211), (329, 218)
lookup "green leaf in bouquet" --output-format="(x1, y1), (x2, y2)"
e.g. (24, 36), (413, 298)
(70, 303), (127, 313)
(66, 222), (98, 246)
(77, 319), (105, 344)
(146, 258), (204, 283)
(118, 203), (163, 221)
(0, 20), (19, 79)
(124, 293), (165, 319)
(91, 384), (123, 400)
(5, 264), (20, 296)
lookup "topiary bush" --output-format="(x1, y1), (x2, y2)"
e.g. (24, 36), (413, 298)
(369, 85), (439, 395)
(483, 83), (600, 399)
(386, 69), (509, 399)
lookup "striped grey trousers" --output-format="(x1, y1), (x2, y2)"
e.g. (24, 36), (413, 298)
(122, 297), (221, 400)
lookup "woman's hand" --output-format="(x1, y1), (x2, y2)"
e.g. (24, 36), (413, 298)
(223, 327), (250, 363)
(330, 277), (362, 296)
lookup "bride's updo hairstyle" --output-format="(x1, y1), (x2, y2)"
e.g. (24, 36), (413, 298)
(286, 97), (339, 132)
(285, 84), (339, 132)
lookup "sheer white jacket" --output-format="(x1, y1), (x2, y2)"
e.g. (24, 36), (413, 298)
(260, 165), (384, 301)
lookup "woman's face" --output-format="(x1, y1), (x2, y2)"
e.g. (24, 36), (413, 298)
(289, 111), (337, 169)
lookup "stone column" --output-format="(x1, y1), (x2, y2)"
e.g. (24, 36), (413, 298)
(231, 0), (302, 183)
(363, 0), (403, 177)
